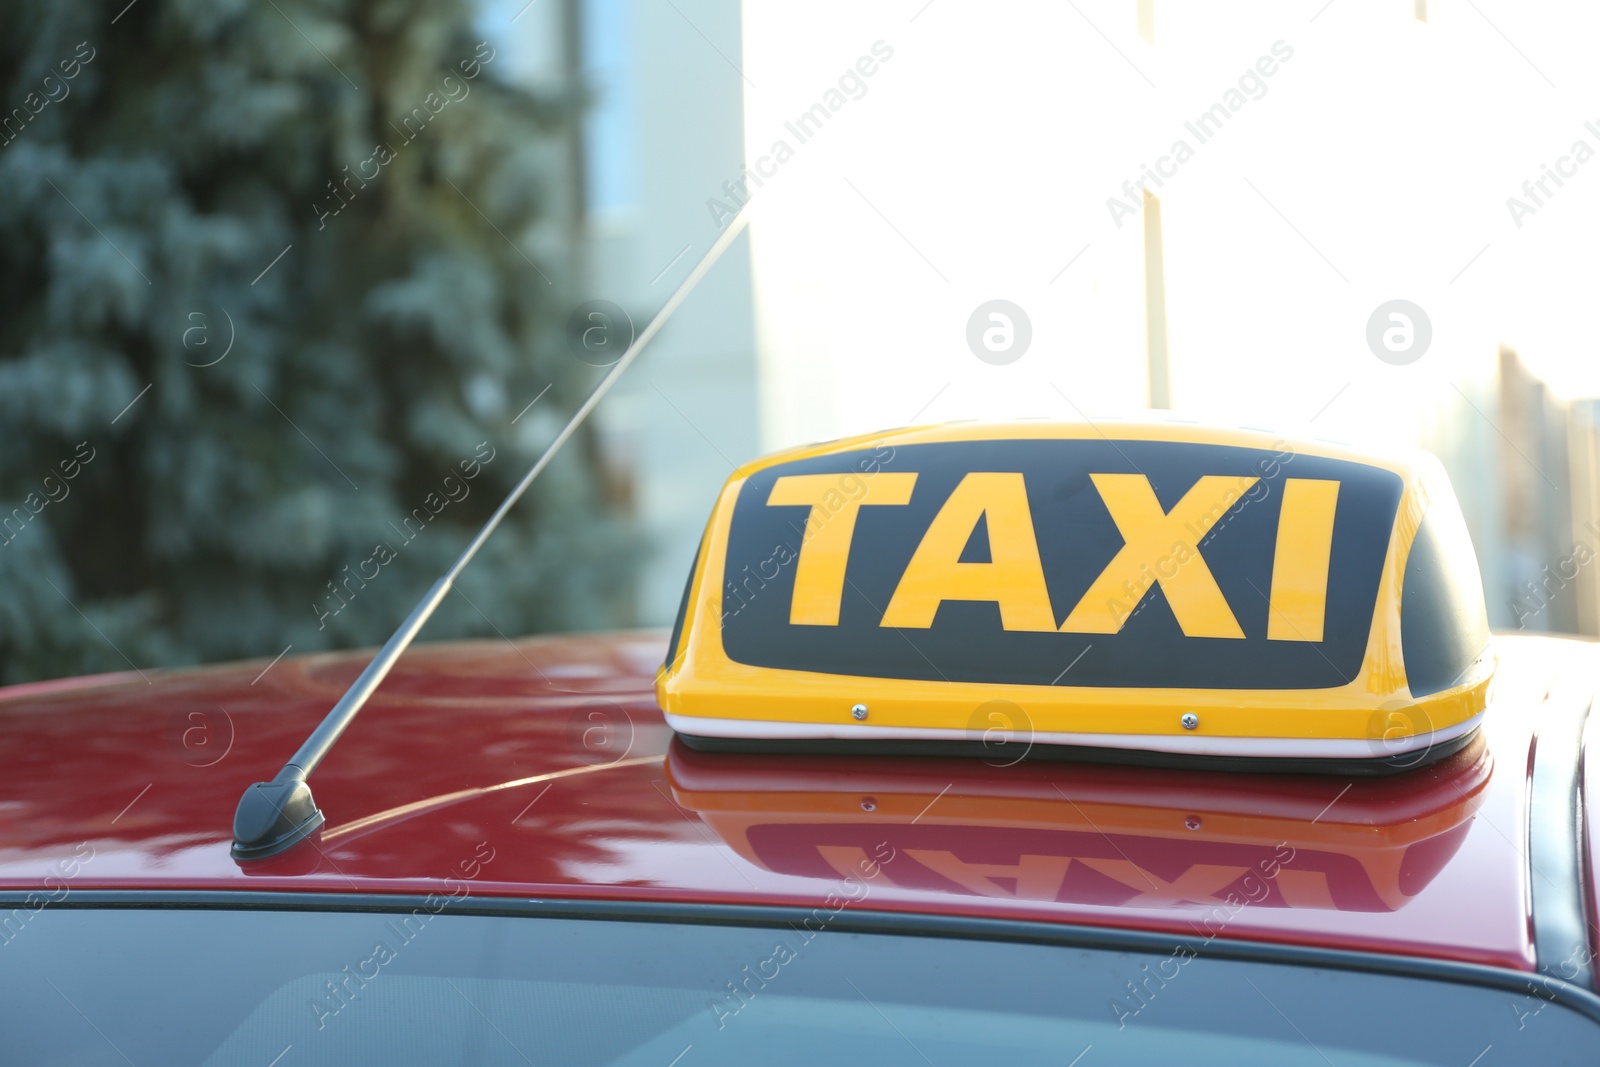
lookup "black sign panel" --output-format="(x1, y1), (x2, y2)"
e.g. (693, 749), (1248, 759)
(718, 440), (1402, 690)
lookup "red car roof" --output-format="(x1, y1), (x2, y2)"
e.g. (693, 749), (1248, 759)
(0, 630), (1591, 975)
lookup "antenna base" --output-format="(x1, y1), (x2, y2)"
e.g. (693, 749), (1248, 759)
(231, 768), (325, 861)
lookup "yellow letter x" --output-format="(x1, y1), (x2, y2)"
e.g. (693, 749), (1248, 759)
(1060, 474), (1256, 638)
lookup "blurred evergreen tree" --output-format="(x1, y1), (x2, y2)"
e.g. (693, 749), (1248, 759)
(0, 0), (634, 683)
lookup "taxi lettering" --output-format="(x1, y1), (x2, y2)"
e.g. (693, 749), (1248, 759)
(859, 846), (1268, 906)
(768, 470), (1341, 640)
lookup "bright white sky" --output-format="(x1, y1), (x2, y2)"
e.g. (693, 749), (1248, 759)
(738, 0), (1600, 452)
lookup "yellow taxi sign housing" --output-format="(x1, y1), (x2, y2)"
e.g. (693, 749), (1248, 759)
(657, 422), (1493, 771)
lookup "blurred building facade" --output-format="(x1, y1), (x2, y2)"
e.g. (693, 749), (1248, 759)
(1570, 400), (1600, 635)
(490, 0), (760, 625)
(1436, 348), (1600, 637)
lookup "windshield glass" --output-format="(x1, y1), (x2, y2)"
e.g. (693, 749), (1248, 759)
(4, 905), (1595, 1065)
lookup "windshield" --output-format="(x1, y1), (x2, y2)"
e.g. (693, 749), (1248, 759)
(4, 905), (1595, 1065)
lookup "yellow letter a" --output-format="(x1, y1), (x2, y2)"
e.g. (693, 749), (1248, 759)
(880, 473), (1055, 631)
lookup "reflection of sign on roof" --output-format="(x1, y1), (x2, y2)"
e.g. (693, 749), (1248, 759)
(658, 422), (1493, 767)
(666, 733), (1491, 913)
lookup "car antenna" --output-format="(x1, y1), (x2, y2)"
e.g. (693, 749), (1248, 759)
(231, 209), (753, 860)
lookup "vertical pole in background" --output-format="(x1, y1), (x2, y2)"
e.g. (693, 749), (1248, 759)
(1143, 189), (1171, 410)
(1414, 0), (1427, 22)
(1136, 0), (1155, 45)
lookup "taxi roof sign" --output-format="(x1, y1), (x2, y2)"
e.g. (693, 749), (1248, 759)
(657, 422), (1493, 772)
